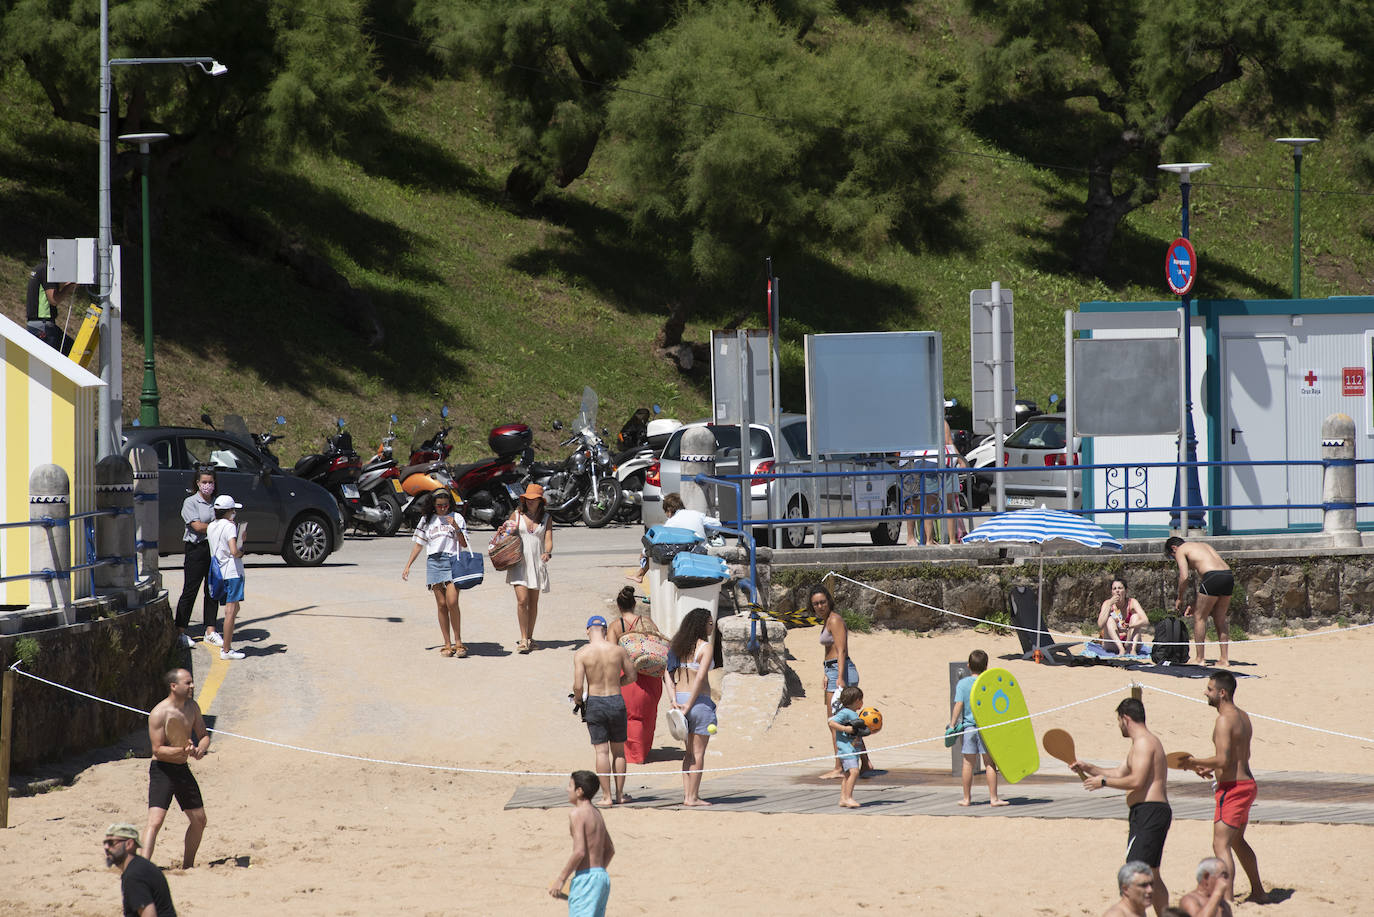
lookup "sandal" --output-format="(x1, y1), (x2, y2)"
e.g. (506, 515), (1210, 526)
(453, 644), (468, 658)
(440, 645), (456, 657)
(517, 639), (531, 655)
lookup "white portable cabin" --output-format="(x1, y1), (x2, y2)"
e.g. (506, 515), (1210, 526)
(1078, 296), (1374, 536)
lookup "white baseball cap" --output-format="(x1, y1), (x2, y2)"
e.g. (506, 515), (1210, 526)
(213, 495), (243, 510)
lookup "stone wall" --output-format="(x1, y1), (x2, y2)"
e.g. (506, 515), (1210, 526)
(0, 595), (175, 770)
(770, 554), (1374, 635)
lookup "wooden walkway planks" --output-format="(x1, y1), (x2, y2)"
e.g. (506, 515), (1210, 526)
(505, 768), (1374, 826)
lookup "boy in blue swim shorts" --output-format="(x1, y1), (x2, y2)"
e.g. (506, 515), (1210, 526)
(550, 770), (615, 917)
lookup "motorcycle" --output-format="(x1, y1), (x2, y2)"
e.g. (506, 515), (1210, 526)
(356, 413), (403, 536)
(610, 405), (679, 523)
(397, 406), (459, 528)
(205, 413), (287, 469)
(452, 422), (533, 529)
(522, 387), (621, 528)
(293, 418), (381, 531)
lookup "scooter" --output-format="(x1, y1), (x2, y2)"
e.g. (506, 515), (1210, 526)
(452, 423), (533, 529)
(398, 406), (460, 528)
(610, 406), (679, 523)
(356, 413), (403, 536)
(293, 419), (382, 531)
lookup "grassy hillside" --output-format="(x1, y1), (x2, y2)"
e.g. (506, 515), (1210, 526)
(2, 2), (1372, 468)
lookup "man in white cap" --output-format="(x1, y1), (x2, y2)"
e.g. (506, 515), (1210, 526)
(103, 822), (177, 916)
(207, 494), (246, 659)
(571, 615), (636, 805)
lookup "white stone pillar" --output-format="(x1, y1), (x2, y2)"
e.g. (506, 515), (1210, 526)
(1322, 413), (1359, 548)
(94, 454), (136, 607)
(26, 464), (72, 622)
(129, 446), (161, 587)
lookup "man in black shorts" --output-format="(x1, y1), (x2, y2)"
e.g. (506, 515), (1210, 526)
(103, 822), (177, 916)
(1166, 537), (1235, 666)
(571, 616), (636, 806)
(1071, 698), (1173, 917)
(145, 669), (210, 867)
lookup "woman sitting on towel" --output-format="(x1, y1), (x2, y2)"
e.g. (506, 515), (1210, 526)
(1098, 577), (1148, 655)
(811, 585), (873, 778)
(609, 586), (664, 764)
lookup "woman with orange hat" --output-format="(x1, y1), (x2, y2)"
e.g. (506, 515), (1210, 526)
(505, 483), (553, 653)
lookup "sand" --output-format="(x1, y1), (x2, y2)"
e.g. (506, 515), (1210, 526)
(2, 529), (1371, 915)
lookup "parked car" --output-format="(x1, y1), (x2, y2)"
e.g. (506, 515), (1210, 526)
(641, 415), (907, 547)
(122, 426), (345, 566)
(967, 413), (1080, 510)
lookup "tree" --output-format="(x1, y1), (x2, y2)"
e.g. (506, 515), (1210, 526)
(968, 0), (1354, 275)
(604, 1), (952, 287)
(0, 0), (386, 163)
(411, 0), (832, 204)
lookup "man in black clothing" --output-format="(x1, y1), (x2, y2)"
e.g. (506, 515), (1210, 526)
(103, 823), (177, 917)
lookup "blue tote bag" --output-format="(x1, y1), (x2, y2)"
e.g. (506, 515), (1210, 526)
(451, 548), (485, 590)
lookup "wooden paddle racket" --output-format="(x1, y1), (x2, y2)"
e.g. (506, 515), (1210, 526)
(1042, 729), (1081, 772)
(1166, 751), (1195, 770)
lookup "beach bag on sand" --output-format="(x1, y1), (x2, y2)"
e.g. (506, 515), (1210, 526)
(1151, 616), (1189, 665)
(668, 551), (729, 588)
(642, 525), (703, 565)
(487, 522), (523, 571)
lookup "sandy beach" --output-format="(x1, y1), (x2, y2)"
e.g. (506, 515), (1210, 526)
(2, 527), (1372, 915)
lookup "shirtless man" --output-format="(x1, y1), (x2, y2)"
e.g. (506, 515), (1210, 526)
(1165, 536), (1234, 666)
(1179, 672), (1268, 904)
(571, 616), (636, 806)
(144, 669), (210, 867)
(1178, 857), (1231, 917)
(1104, 861), (1155, 917)
(548, 770), (616, 916)
(1073, 698), (1172, 917)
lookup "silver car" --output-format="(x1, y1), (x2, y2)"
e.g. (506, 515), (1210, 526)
(642, 415), (906, 547)
(967, 413), (1081, 510)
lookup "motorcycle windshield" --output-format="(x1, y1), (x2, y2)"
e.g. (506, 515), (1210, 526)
(573, 387), (598, 436)
(409, 414), (438, 452)
(220, 415), (251, 438)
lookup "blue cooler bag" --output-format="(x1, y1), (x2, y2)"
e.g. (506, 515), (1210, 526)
(642, 525), (704, 565)
(669, 551), (729, 588)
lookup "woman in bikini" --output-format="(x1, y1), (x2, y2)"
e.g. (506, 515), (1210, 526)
(811, 585), (872, 777)
(1097, 577), (1148, 655)
(608, 585), (664, 764)
(663, 607), (716, 806)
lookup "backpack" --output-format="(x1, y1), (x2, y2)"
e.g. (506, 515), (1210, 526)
(206, 556), (227, 603)
(1151, 616), (1189, 665)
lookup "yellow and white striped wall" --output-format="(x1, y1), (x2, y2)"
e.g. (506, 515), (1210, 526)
(0, 312), (103, 606)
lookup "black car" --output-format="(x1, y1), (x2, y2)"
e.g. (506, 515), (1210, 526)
(122, 426), (345, 566)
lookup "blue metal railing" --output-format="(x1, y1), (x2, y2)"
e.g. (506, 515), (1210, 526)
(0, 507), (135, 585)
(697, 457), (1373, 543)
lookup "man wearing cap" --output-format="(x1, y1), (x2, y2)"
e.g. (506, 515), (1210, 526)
(571, 616), (636, 805)
(206, 494), (246, 660)
(145, 668), (210, 869)
(104, 822), (177, 916)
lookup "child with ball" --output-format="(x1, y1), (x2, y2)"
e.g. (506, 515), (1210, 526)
(828, 686), (870, 808)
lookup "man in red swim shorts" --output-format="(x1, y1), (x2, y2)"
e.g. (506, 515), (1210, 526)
(1180, 671), (1268, 906)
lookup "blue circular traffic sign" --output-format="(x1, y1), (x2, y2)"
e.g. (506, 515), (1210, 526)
(1166, 237), (1197, 295)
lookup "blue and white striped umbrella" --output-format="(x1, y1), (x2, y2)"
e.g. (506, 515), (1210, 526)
(961, 506), (1122, 550)
(962, 506), (1121, 653)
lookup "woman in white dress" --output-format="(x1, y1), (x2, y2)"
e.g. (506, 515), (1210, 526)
(505, 483), (553, 653)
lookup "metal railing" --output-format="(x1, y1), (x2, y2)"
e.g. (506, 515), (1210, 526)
(0, 508), (133, 585)
(700, 457), (1373, 543)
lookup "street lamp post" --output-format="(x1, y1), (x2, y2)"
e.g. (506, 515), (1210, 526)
(1275, 138), (1318, 299)
(1159, 162), (1211, 532)
(96, 0), (226, 455)
(118, 131), (170, 427)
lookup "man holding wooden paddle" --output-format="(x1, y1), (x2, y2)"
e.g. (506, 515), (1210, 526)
(1067, 698), (1172, 917)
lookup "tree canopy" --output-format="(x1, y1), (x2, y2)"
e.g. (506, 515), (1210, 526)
(968, 0), (1356, 274)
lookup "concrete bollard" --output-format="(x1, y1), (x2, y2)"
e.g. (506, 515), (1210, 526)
(129, 446), (161, 587)
(1322, 413), (1359, 548)
(94, 454), (136, 607)
(679, 425), (717, 516)
(26, 464), (72, 621)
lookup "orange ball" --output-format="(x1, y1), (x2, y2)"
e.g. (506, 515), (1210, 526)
(858, 706), (883, 734)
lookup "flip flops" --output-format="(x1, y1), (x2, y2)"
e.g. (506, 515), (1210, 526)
(440, 645), (456, 657)
(453, 644), (468, 658)
(517, 638), (532, 654)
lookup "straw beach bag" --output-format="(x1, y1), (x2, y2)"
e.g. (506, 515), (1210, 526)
(487, 521), (523, 571)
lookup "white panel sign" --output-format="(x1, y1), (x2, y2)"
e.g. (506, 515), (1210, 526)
(805, 331), (943, 455)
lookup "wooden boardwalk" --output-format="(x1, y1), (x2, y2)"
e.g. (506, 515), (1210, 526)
(505, 768), (1374, 826)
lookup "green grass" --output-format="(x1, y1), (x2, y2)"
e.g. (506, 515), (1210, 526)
(3, 6), (1372, 461)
